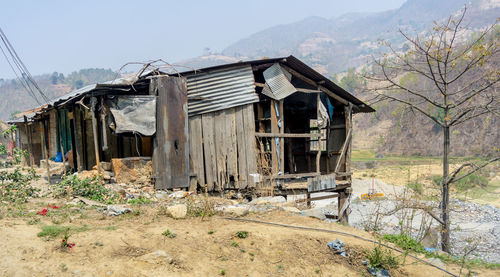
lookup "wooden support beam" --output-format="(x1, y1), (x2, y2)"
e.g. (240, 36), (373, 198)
(40, 122), (51, 185)
(23, 116), (34, 168)
(296, 193), (339, 203)
(315, 93), (322, 174)
(280, 64), (349, 105)
(270, 100), (279, 174)
(262, 172), (320, 180)
(334, 128), (352, 173)
(279, 100), (284, 174)
(344, 104), (353, 179)
(90, 97), (101, 173)
(255, 133), (321, 138)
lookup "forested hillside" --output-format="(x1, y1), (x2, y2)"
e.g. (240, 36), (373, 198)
(0, 68), (116, 120)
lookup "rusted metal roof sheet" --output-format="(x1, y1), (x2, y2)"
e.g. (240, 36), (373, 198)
(176, 55), (375, 113)
(184, 65), (258, 116)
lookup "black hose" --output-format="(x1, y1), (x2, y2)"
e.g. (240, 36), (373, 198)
(223, 217), (458, 277)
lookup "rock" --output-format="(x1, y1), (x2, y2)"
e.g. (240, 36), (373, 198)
(100, 162), (112, 171)
(155, 191), (169, 200)
(167, 204), (187, 219)
(137, 250), (174, 264)
(102, 171), (112, 180)
(249, 196), (286, 205)
(281, 206), (301, 213)
(106, 205), (132, 216)
(217, 205), (249, 217)
(302, 208), (326, 220)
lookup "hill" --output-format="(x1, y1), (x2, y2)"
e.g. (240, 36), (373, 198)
(0, 68), (117, 120)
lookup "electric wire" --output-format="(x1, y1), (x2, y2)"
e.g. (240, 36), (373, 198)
(223, 217), (458, 277)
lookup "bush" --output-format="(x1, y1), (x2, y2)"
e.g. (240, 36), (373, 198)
(382, 234), (425, 253)
(365, 244), (400, 270)
(0, 168), (39, 203)
(407, 182), (423, 194)
(236, 231), (248, 239)
(431, 173), (488, 191)
(162, 229), (177, 238)
(53, 175), (117, 203)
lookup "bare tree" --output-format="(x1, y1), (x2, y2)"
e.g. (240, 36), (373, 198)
(366, 8), (500, 252)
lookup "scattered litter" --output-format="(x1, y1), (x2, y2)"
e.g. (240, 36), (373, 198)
(327, 239), (346, 257)
(367, 267), (390, 277)
(424, 247), (436, 253)
(106, 205), (132, 216)
(37, 208), (48, 216)
(169, 191), (193, 199)
(363, 260), (390, 277)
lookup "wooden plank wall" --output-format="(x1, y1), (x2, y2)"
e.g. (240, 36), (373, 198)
(153, 76), (189, 190)
(188, 104), (257, 192)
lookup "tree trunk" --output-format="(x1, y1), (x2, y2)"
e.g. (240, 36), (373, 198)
(441, 125), (450, 252)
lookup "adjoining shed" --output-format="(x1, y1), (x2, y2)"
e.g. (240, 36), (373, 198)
(11, 55), (374, 222)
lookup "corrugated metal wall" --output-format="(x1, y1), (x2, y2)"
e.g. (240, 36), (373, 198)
(184, 65), (258, 116)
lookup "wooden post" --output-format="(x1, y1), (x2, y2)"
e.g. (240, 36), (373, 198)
(73, 106), (83, 172)
(40, 121), (51, 185)
(59, 133), (67, 176)
(315, 93), (321, 174)
(344, 104), (352, 180)
(23, 116), (34, 168)
(270, 100), (279, 174)
(279, 101), (284, 174)
(338, 189), (349, 224)
(90, 97), (101, 173)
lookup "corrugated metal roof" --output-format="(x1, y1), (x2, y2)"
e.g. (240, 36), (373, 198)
(184, 65), (258, 116)
(175, 55), (375, 113)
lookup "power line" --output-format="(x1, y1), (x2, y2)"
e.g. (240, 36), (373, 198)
(0, 27), (51, 104)
(0, 42), (42, 105)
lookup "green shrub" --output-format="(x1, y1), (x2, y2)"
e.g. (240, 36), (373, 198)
(431, 173), (488, 191)
(37, 225), (88, 238)
(365, 244), (400, 270)
(407, 182), (423, 194)
(127, 197), (151, 205)
(162, 229), (177, 238)
(53, 175), (116, 203)
(382, 234), (425, 253)
(236, 231), (248, 239)
(0, 168), (39, 203)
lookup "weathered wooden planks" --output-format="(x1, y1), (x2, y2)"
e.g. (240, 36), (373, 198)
(235, 106), (248, 188)
(188, 115), (205, 189)
(152, 76), (189, 190)
(187, 104), (257, 191)
(201, 113), (217, 191)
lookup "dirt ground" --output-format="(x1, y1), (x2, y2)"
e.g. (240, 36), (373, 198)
(1, 199), (499, 277)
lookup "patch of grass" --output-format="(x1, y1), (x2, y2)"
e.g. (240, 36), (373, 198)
(315, 267), (320, 274)
(365, 244), (400, 270)
(235, 231), (248, 239)
(231, 241), (239, 247)
(383, 234), (425, 253)
(220, 269), (226, 275)
(105, 225), (117, 231)
(186, 196), (216, 219)
(208, 230), (215, 234)
(162, 229), (177, 238)
(127, 197), (152, 206)
(27, 218), (41, 225)
(60, 263), (68, 272)
(37, 225), (88, 238)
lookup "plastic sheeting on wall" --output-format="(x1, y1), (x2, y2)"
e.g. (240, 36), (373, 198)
(107, 95), (156, 136)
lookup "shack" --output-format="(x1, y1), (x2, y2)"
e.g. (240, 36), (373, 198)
(12, 56), (374, 222)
